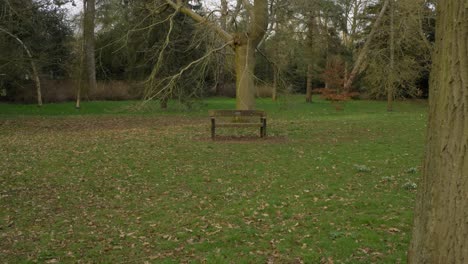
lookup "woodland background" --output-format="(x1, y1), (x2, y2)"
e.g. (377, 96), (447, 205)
(0, 0), (435, 106)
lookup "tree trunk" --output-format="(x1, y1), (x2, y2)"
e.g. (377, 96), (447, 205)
(235, 42), (256, 110)
(160, 98), (168, 109)
(306, 64), (313, 103)
(233, 0), (268, 110)
(344, 0), (390, 91)
(75, 88), (81, 109)
(408, 1), (468, 263)
(305, 10), (316, 103)
(272, 66), (278, 101)
(387, 0), (395, 112)
(76, 36), (85, 109)
(0, 27), (42, 106)
(344, 61), (349, 91)
(30, 55), (42, 107)
(83, 0), (97, 96)
(324, 55), (330, 90)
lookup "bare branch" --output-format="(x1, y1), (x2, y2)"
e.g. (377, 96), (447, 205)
(143, 41), (233, 103)
(229, 0), (243, 28)
(163, 0), (233, 44)
(0, 26), (42, 106)
(150, 9), (178, 82)
(344, 0), (391, 90)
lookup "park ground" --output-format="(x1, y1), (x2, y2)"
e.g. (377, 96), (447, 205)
(0, 96), (427, 263)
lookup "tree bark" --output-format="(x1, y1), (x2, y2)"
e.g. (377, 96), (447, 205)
(0, 27), (42, 106)
(30, 58), (42, 106)
(408, 1), (468, 263)
(344, 0), (390, 91)
(235, 40), (256, 110)
(235, 0), (268, 110)
(306, 64), (313, 103)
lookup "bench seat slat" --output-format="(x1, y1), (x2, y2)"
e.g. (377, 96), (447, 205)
(209, 110), (266, 117)
(216, 123), (263, 127)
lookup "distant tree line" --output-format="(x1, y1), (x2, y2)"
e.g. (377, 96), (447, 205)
(0, 0), (435, 110)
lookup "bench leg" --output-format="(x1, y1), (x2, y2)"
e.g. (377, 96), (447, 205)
(262, 118), (267, 137)
(211, 118), (215, 139)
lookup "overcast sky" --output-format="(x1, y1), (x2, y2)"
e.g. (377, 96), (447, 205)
(63, 1), (81, 18)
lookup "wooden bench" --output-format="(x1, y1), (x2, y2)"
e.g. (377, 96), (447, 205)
(209, 110), (267, 139)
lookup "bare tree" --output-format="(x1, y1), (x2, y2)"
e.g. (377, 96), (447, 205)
(161, 0), (268, 110)
(408, 1), (468, 262)
(361, 0), (431, 104)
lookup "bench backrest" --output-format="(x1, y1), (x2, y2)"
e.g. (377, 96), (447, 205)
(209, 110), (266, 117)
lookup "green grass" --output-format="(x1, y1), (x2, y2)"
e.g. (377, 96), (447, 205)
(0, 96), (427, 263)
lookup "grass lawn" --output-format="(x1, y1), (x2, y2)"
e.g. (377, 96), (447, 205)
(0, 96), (427, 263)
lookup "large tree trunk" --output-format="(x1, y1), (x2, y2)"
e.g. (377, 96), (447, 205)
(408, 1), (468, 263)
(235, 42), (256, 110)
(344, 0), (390, 91)
(0, 27), (42, 106)
(232, 0), (268, 110)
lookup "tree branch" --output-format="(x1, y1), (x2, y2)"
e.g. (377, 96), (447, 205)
(229, 0), (243, 29)
(0, 26), (42, 106)
(343, 0), (391, 90)
(163, 0), (233, 44)
(143, 41), (233, 103)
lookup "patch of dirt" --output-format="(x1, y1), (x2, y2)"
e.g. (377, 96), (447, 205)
(196, 135), (288, 144)
(0, 116), (205, 134)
